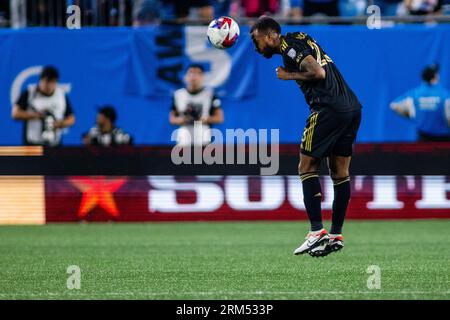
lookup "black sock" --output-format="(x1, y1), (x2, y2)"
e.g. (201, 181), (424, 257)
(330, 177), (351, 235)
(300, 172), (323, 231)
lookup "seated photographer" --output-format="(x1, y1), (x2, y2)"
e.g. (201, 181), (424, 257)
(83, 105), (132, 147)
(169, 63), (224, 146)
(12, 66), (75, 147)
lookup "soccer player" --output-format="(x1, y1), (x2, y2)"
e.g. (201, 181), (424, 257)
(250, 16), (362, 257)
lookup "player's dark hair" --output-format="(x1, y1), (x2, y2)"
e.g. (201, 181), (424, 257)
(40, 66), (59, 81)
(422, 64), (439, 84)
(187, 63), (205, 73)
(250, 16), (281, 35)
(98, 105), (117, 123)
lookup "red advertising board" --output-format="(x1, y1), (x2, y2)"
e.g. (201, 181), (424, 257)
(44, 176), (450, 222)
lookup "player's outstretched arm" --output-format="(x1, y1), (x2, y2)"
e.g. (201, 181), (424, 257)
(390, 96), (414, 118)
(276, 55), (325, 81)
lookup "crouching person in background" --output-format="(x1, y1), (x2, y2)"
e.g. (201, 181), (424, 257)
(83, 105), (132, 146)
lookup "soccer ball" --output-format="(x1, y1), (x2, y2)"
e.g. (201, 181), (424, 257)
(207, 16), (240, 50)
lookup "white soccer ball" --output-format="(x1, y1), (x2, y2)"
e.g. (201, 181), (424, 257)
(207, 16), (240, 50)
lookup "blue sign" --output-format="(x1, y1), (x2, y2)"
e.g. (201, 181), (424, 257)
(0, 25), (449, 145)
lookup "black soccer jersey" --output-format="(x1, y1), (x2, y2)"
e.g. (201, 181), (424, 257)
(280, 32), (362, 112)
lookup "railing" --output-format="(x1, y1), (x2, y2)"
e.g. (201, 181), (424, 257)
(2, 0), (450, 28)
(5, 0), (133, 28)
(182, 15), (450, 26)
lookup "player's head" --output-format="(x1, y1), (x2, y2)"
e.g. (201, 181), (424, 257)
(422, 64), (439, 85)
(185, 63), (205, 91)
(97, 105), (117, 129)
(39, 66), (59, 96)
(250, 16), (281, 59)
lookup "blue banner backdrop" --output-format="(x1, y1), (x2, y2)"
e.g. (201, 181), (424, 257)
(0, 25), (449, 145)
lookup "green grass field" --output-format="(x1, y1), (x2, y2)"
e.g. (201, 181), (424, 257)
(0, 220), (449, 300)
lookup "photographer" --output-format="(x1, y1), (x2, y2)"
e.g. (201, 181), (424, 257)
(11, 66), (75, 146)
(83, 105), (132, 147)
(169, 64), (224, 146)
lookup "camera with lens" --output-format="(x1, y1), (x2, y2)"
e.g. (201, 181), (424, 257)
(184, 103), (203, 124)
(41, 110), (57, 146)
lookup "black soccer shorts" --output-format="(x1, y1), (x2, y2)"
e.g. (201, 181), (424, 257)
(300, 108), (361, 159)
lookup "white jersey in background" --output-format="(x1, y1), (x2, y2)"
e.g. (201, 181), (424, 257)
(171, 87), (221, 146)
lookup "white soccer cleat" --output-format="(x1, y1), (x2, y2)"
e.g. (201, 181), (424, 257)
(309, 234), (344, 257)
(293, 229), (330, 255)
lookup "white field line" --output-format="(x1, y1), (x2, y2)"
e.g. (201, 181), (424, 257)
(0, 290), (449, 297)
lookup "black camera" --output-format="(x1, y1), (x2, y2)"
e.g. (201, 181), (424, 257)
(41, 110), (57, 146)
(185, 103), (203, 124)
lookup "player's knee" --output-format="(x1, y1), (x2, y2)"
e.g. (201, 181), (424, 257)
(330, 171), (349, 180)
(298, 163), (312, 176)
(330, 168), (349, 180)
(298, 156), (319, 175)
(329, 157), (350, 179)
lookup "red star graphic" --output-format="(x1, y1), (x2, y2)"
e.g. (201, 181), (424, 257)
(69, 176), (127, 217)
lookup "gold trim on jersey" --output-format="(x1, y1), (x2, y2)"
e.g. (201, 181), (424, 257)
(307, 39), (333, 67)
(307, 39), (322, 66)
(280, 37), (288, 52)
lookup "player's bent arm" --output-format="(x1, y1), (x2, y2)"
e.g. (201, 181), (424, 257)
(11, 105), (42, 121)
(299, 56), (326, 80)
(277, 55), (325, 81)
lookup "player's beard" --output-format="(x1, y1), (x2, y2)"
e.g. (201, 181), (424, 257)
(262, 46), (277, 59)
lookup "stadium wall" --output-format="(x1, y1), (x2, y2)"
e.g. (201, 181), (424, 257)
(0, 144), (448, 224)
(1, 174), (449, 224)
(45, 175), (450, 222)
(1, 25), (450, 145)
(0, 176), (45, 225)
